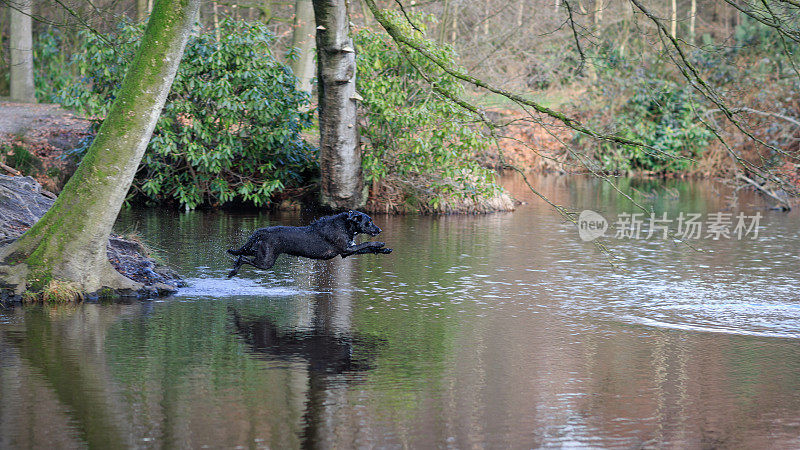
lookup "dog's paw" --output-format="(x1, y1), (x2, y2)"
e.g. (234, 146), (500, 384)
(379, 247), (393, 254)
(227, 270), (237, 278)
(369, 241), (386, 248)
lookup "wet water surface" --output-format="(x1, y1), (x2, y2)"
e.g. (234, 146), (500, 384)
(2, 175), (800, 448)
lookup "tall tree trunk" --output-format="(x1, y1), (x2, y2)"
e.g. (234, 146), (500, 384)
(689, 0), (696, 43)
(593, 0), (602, 37)
(670, 0), (677, 38)
(438, 0), (450, 44)
(213, 0), (221, 41)
(724, 2), (730, 36)
(483, 0), (489, 36)
(290, 0), (317, 94)
(313, 0), (365, 209)
(137, 0), (149, 21)
(619, 1), (633, 56)
(0, 0), (200, 296)
(358, 0), (373, 26)
(9, 0), (35, 103)
(450, 0), (458, 43)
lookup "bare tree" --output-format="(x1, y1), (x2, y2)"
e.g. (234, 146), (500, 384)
(313, 0), (365, 209)
(670, 0), (677, 38)
(290, 0), (317, 94)
(9, 0), (35, 102)
(136, 0), (148, 21)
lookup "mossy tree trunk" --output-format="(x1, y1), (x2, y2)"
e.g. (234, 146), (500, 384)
(313, 0), (366, 209)
(0, 0), (200, 296)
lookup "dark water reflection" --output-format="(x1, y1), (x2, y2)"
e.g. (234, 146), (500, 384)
(2, 174), (800, 448)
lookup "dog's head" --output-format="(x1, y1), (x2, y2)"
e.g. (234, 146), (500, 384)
(346, 210), (382, 236)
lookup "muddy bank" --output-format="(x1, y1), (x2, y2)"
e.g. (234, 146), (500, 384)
(0, 175), (183, 302)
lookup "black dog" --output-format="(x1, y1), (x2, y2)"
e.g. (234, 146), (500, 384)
(227, 210), (392, 278)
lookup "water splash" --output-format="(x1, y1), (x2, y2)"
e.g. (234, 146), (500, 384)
(176, 276), (302, 298)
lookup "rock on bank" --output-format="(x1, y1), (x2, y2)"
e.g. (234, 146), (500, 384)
(0, 175), (183, 302)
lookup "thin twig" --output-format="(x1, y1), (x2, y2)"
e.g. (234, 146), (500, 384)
(563, 0), (586, 75)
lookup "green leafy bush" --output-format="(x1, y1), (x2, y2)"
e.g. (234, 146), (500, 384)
(354, 13), (500, 211)
(34, 28), (74, 103)
(580, 65), (712, 174)
(39, 19), (316, 209)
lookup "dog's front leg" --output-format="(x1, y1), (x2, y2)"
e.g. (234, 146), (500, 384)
(341, 241), (392, 258)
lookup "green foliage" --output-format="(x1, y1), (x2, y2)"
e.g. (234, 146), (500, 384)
(576, 46), (714, 174)
(686, 15), (800, 87)
(33, 28), (74, 103)
(591, 77), (712, 173)
(38, 19), (316, 210)
(354, 13), (500, 209)
(734, 13), (800, 65)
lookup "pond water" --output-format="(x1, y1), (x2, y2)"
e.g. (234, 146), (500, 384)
(2, 174), (800, 448)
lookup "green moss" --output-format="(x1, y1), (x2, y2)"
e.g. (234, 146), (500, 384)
(26, 269), (54, 292)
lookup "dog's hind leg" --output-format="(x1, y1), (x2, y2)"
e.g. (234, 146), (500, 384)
(252, 244), (278, 270)
(228, 233), (261, 256)
(228, 245), (277, 278)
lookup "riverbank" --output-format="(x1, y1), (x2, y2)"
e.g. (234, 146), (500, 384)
(0, 175), (183, 303)
(1, 101), (796, 213)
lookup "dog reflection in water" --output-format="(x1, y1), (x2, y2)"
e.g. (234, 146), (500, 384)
(229, 307), (380, 374)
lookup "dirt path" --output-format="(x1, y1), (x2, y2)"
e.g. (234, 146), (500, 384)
(0, 102), (93, 191)
(0, 102), (89, 134)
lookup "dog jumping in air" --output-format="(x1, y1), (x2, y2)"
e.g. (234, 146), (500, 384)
(227, 210), (392, 278)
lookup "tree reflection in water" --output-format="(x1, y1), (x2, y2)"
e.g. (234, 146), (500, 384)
(230, 257), (382, 447)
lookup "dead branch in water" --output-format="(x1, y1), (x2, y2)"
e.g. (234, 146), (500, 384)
(737, 173), (792, 211)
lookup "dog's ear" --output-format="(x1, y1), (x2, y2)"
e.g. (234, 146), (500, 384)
(346, 210), (357, 221)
